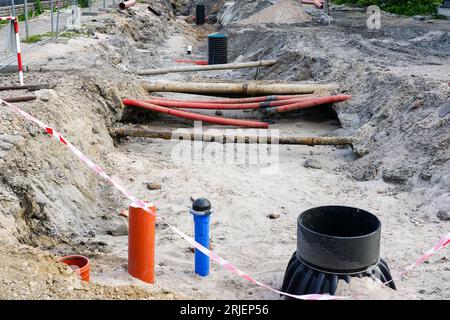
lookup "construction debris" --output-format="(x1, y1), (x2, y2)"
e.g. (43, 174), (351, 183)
(303, 158), (322, 169)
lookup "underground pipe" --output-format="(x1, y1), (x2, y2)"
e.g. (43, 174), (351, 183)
(112, 127), (355, 146)
(196, 4), (205, 25)
(143, 95), (329, 110)
(263, 95), (352, 114)
(147, 94), (319, 104)
(175, 60), (209, 65)
(59, 255), (90, 282)
(122, 99), (269, 128)
(302, 0), (323, 8)
(128, 202), (155, 284)
(281, 206), (395, 296)
(191, 198), (213, 277)
(148, 5), (161, 16)
(0, 83), (55, 91)
(208, 33), (228, 65)
(2, 95), (36, 102)
(137, 60), (277, 76)
(119, 0), (136, 9)
(143, 81), (338, 96)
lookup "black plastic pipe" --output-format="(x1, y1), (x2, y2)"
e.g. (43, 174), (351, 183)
(196, 4), (205, 25)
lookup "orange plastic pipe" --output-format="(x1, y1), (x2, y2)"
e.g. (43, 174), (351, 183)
(119, 0), (136, 9)
(122, 98), (269, 128)
(148, 94), (316, 104)
(175, 60), (208, 65)
(265, 95), (352, 114)
(143, 96), (324, 110)
(301, 0), (323, 8)
(128, 202), (156, 284)
(60, 255), (90, 282)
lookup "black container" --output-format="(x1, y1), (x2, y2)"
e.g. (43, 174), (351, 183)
(196, 4), (205, 25)
(281, 206), (395, 296)
(208, 33), (228, 65)
(298, 206), (381, 274)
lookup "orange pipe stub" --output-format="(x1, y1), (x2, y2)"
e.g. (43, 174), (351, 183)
(128, 202), (156, 284)
(60, 255), (90, 282)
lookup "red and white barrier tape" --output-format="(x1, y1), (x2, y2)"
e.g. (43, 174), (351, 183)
(0, 16), (24, 85)
(0, 16), (16, 21)
(0, 98), (448, 299)
(398, 232), (450, 279)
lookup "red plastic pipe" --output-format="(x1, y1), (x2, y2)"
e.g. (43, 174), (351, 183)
(301, 0), (323, 8)
(265, 95), (352, 114)
(143, 96), (325, 110)
(147, 94), (317, 104)
(123, 99), (269, 128)
(119, 0), (136, 9)
(60, 255), (90, 282)
(175, 60), (208, 65)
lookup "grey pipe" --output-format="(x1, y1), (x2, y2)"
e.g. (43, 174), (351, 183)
(24, 0), (29, 39)
(50, 0), (54, 35)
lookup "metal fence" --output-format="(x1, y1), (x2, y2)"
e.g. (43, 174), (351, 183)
(1, 0), (119, 73)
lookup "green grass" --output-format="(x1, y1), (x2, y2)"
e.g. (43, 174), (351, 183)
(22, 31), (82, 43)
(332, 0), (443, 16)
(78, 0), (90, 8)
(0, 11), (36, 25)
(22, 33), (48, 44)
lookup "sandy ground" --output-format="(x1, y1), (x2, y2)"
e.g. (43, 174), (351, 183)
(0, 1), (448, 300)
(109, 121), (449, 299)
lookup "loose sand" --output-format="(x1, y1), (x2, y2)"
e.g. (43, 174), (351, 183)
(239, 0), (311, 25)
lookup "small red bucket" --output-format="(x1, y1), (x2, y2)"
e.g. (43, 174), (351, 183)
(60, 255), (90, 282)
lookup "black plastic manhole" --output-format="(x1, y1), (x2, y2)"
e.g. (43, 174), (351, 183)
(281, 206), (396, 296)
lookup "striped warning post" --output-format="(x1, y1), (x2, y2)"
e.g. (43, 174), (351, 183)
(0, 16), (24, 85)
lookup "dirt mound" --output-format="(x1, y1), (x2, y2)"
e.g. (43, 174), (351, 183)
(239, 0), (311, 25)
(0, 243), (183, 299)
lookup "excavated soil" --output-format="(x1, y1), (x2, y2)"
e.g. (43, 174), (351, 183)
(0, 0), (449, 299)
(239, 0), (311, 25)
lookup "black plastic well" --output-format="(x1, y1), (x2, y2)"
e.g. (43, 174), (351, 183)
(281, 206), (395, 296)
(196, 4), (205, 25)
(208, 33), (228, 65)
(298, 206), (381, 274)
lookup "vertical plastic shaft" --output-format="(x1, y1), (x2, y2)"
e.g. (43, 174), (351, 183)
(190, 198), (213, 277)
(193, 214), (210, 277)
(128, 202), (155, 284)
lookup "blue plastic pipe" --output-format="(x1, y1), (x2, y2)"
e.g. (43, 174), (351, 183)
(193, 214), (211, 277)
(190, 198), (213, 277)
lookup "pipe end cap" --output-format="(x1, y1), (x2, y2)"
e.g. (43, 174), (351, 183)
(192, 198), (212, 215)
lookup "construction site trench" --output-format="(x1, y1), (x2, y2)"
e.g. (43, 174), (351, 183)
(0, 0), (449, 299)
